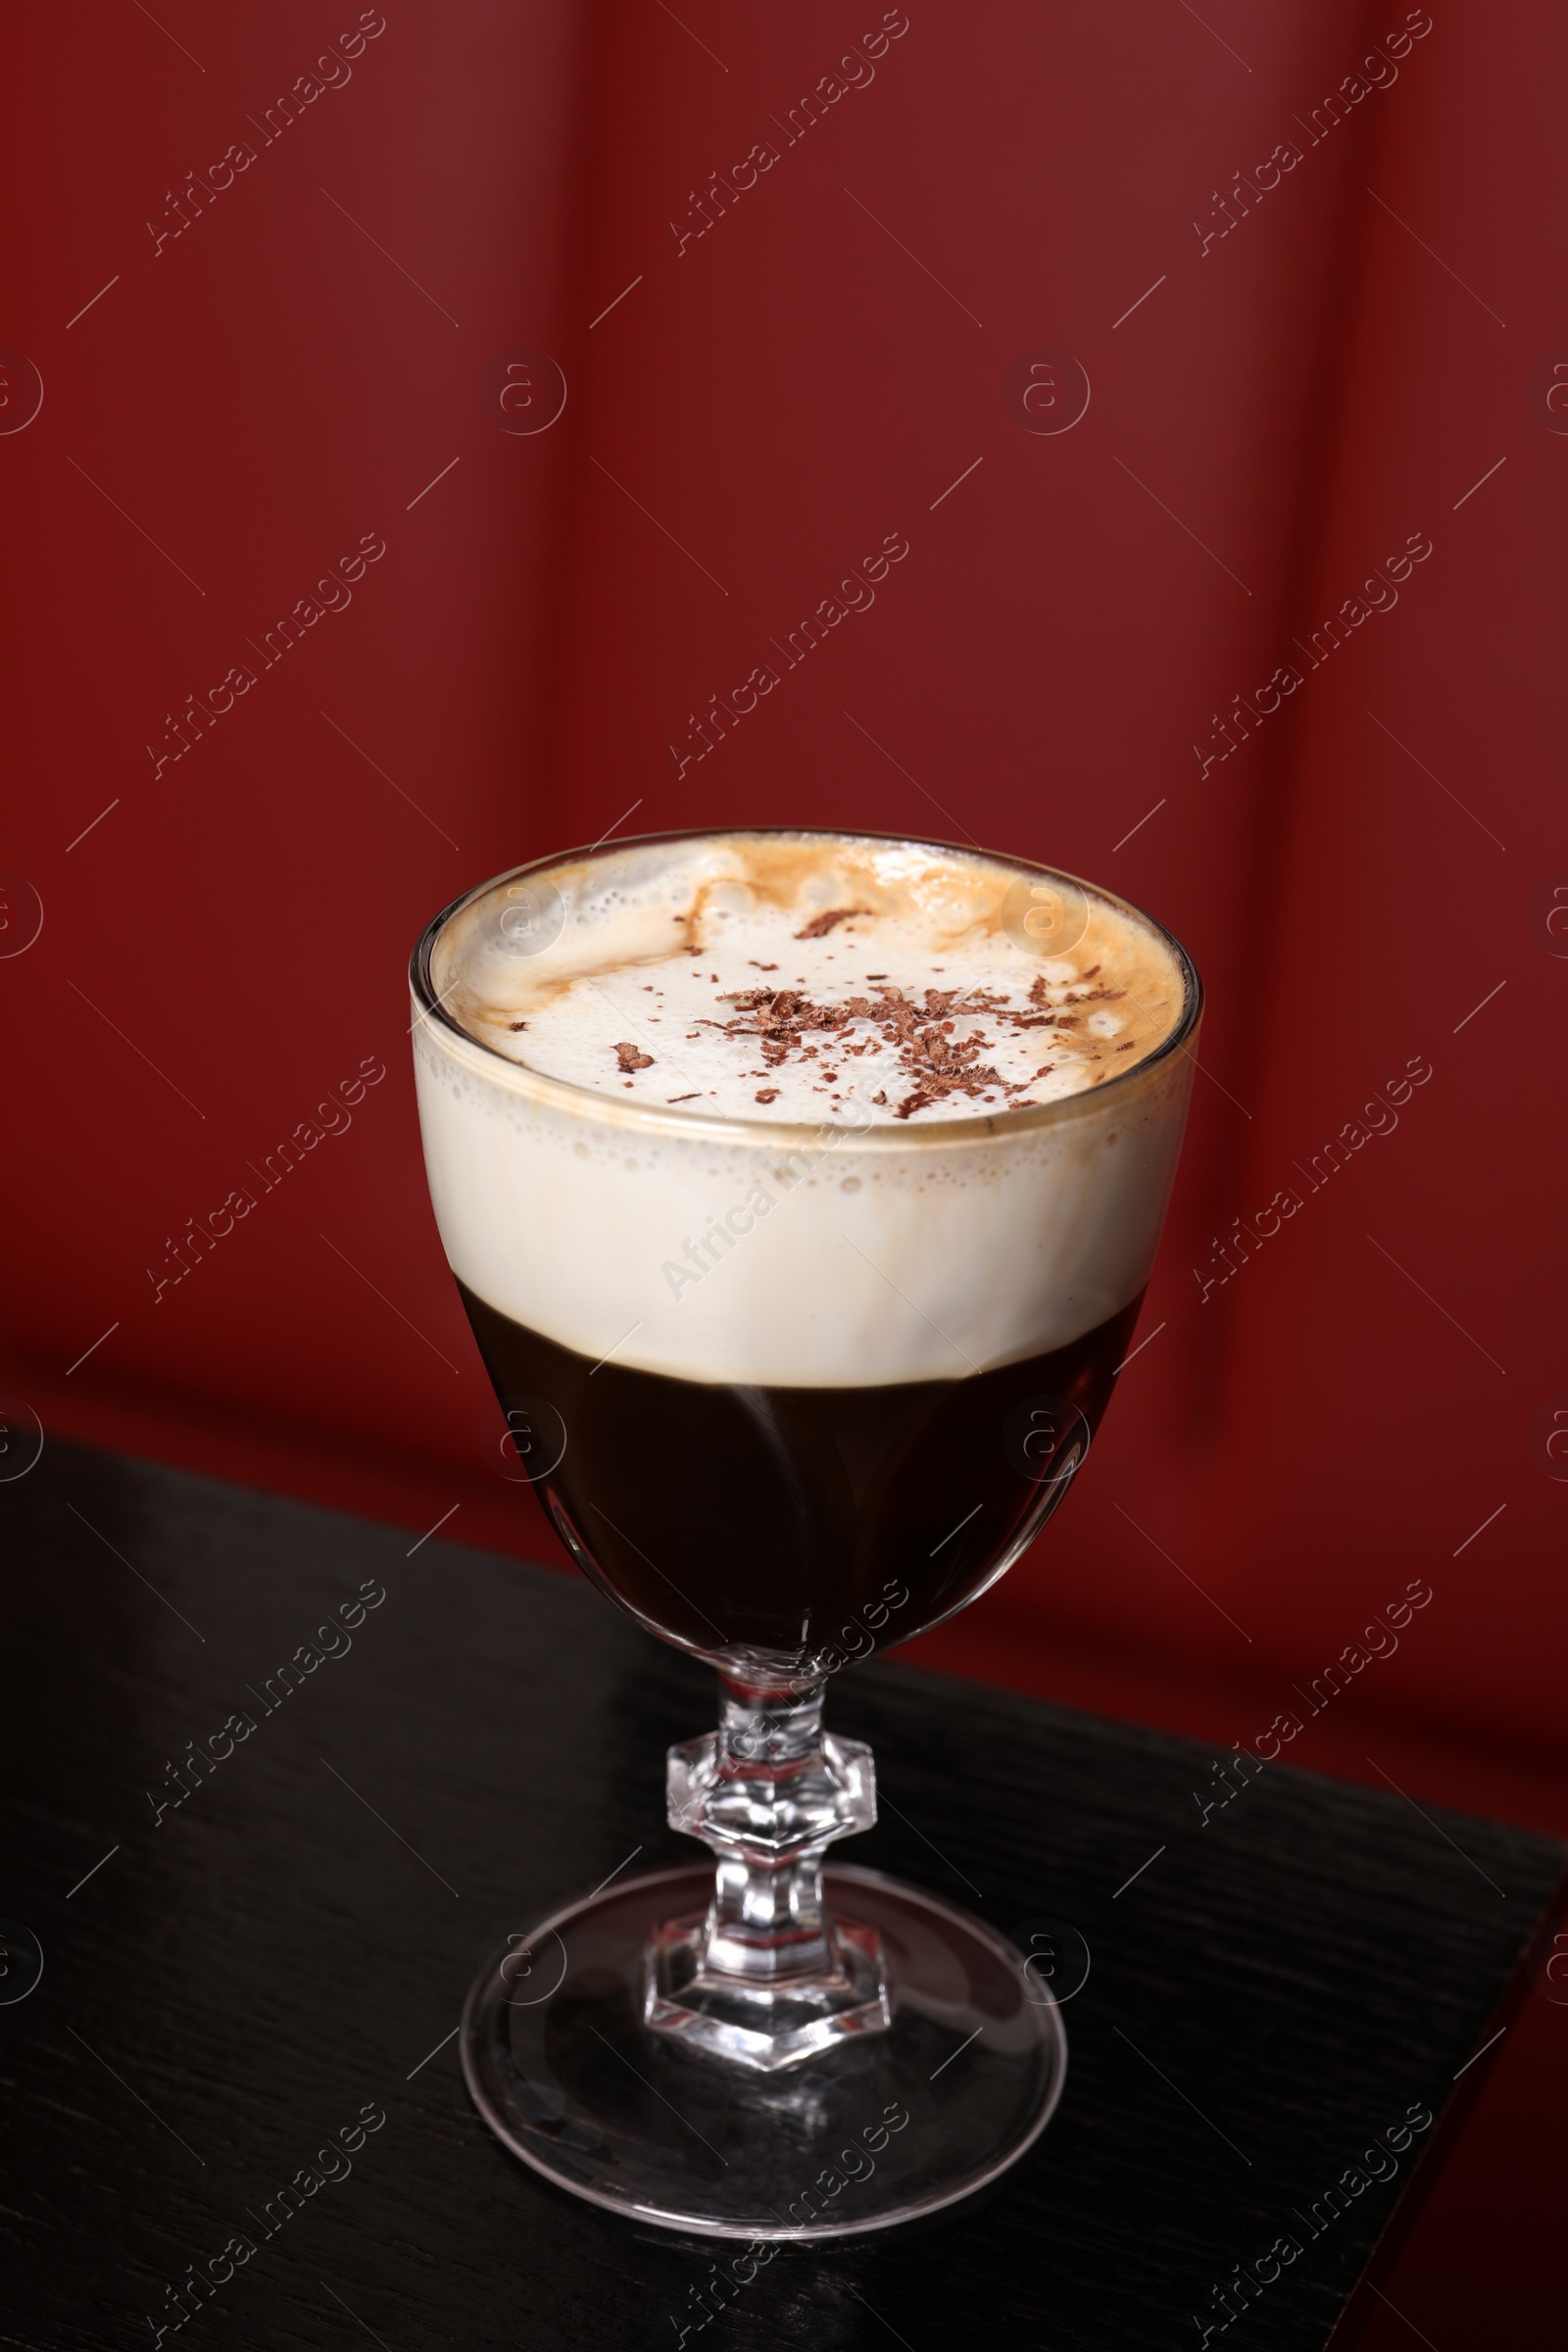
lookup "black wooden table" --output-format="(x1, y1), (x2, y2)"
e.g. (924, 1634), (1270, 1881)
(2, 1441), (1560, 2350)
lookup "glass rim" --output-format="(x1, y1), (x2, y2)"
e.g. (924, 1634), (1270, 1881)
(408, 823), (1203, 1150)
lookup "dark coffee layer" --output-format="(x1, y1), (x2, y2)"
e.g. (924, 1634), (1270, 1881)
(460, 1279), (1141, 1671)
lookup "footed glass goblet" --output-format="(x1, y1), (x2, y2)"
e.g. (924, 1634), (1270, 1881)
(410, 827), (1199, 2237)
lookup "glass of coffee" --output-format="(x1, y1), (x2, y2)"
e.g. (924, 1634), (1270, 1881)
(410, 828), (1199, 2237)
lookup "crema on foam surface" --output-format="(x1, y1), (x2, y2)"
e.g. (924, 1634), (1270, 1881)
(434, 834), (1183, 1124)
(414, 834), (1198, 1386)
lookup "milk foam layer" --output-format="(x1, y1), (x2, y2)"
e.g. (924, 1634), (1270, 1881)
(413, 834), (1199, 1387)
(434, 835), (1183, 1125)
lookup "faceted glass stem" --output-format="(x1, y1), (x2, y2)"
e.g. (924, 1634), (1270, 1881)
(643, 1674), (892, 2069)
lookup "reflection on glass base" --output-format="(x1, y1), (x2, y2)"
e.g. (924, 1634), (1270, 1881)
(645, 1908), (891, 2072)
(461, 1863), (1067, 2240)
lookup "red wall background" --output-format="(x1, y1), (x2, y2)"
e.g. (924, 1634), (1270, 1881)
(4, 1), (1566, 2328)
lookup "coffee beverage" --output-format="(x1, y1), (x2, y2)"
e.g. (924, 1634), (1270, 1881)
(416, 832), (1201, 2216)
(413, 832), (1198, 1677)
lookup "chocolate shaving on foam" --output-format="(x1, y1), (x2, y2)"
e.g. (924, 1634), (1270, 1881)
(793, 906), (869, 940)
(614, 1041), (654, 1072)
(651, 937), (1125, 1120)
(704, 980), (1072, 1120)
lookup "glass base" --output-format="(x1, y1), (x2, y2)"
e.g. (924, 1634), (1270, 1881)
(460, 1862), (1067, 2240)
(645, 1905), (891, 2071)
